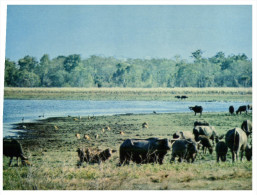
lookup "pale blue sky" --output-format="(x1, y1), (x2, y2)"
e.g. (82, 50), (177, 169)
(5, 5), (252, 61)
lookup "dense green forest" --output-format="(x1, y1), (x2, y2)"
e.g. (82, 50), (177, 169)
(4, 50), (252, 88)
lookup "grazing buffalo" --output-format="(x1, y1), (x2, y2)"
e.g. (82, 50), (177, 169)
(170, 139), (199, 163)
(77, 148), (115, 166)
(241, 120), (252, 136)
(247, 104), (252, 110)
(225, 128), (248, 162)
(175, 96), (181, 99)
(119, 138), (171, 165)
(181, 95), (188, 100)
(229, 106), (234, 115)
(198, 135), (213, 154)
(194, 121), (209, 127)
(245, 144), (252, 161)
(189, 106), (203, 116)
(193, 126), (218, 145)
(3, 139), (28, 166)
(215, 141), (228, 162)
(172, 131), (195, 141)
(236, 105), (247, 115)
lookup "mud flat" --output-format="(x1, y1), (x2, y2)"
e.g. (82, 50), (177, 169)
(3, 112), (252, 190)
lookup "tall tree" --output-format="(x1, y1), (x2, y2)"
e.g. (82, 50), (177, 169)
(63, 54), (81, 72)
(4, 59), (18, 86)
(18, 55), (38, 71)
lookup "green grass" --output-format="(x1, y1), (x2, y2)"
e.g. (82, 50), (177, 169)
(3, 111), (252, 190)
(4, 87), (252, 101)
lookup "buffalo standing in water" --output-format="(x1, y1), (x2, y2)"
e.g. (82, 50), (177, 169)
(119, 138), (171, 165)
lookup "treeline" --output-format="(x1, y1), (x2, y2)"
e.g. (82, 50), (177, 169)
(4, 50), (252, 88)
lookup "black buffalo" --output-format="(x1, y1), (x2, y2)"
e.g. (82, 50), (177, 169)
(198, 135), (213, 154)
(189, 106), (203, 116)
(229, 106), (234, 115)
(236, 105), (247, 115)
(3, 139), (28, 166)
(245, 144), (252, 161)
(215, 141), (228, 162)
(225, 128), (248, 162)
(241, 120), (252, 136)
(181, 95), (188, 100)
(170, 139), (199, 163)
(119, 138), (171, 165)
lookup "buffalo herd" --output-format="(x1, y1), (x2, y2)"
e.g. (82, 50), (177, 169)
(3, 105), (252, 167)
(188, 105), (252, 116)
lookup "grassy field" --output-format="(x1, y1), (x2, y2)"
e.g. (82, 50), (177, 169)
(4, 87), (252, 101)
(3, 111), (252, 190)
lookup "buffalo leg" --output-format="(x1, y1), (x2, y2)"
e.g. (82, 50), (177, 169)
(240, 150), (244, 161)
(170, 155), (176, 163)
(158, 154), (164, 165)
(17, 157), (19, 166)
(9, 157), (13, 166)
(158, 158), (163, 165)
(232, 151), (235, 162)
(217, 155), (220, 163)
(235, 151), (239, 161)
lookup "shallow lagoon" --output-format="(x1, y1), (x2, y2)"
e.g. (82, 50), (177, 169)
(3, 99), (251, 137)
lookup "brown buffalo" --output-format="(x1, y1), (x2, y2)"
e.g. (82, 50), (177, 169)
(77, 148), (115, 166)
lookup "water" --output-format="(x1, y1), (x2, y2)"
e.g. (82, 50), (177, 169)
(3, 99), (251, 137)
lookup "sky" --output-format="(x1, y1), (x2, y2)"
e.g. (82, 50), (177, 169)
(5, 5), (252, 61)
